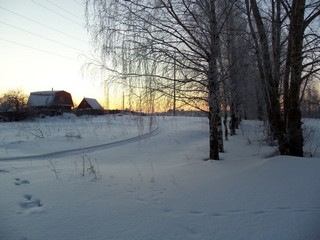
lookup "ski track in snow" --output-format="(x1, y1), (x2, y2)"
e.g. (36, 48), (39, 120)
(0, 125), (159, 161)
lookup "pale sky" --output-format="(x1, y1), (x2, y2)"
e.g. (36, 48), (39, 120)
(0, 0), (114, 108)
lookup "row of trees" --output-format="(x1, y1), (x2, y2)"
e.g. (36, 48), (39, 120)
(85, 0), (320, 160)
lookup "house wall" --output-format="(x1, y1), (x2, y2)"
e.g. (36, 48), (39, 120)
(77, 99), (91, 109)
(52, 91), (74, 110)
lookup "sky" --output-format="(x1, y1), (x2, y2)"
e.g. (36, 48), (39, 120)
(0, 0), (116, 108)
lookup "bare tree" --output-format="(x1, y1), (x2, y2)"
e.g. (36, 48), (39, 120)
(246, 0), (320, 156)
(220, 1), (262, 132)
(0, 89), (28, 112)
(283, 0), (320, 156)
(247, 0), (288, 154)
(85, 0), (238, 160)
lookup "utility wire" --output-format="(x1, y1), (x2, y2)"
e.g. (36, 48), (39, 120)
(0, 21), (88, 54)
(0, 37), (79, 62)
(0, 6), (87, 44)
(73, 0), (84, 7)
(46, 0), (83, 20)
(30, 0), (83, 27)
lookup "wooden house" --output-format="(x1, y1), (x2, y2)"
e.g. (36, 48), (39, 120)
(27, 90), (74, 111)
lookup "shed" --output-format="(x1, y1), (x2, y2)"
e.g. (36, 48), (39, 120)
(77, 98), (103, 110)
(76, 97), (104, 115)
(27, 90), (74, 110)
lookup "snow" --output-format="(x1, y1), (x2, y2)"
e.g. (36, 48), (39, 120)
(0, 115), (320, 240)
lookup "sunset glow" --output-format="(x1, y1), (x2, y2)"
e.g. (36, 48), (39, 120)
(0, 0), (110, 108)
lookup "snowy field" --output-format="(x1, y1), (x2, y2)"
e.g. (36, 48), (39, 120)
(0, 114), (320, 240)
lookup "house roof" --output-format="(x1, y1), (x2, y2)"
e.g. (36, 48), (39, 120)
(80, 98), (104, 110)
(28, 93), (54, 107)
(30, 90), (63, 95)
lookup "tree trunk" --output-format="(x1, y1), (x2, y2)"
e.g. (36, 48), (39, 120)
(250, 0), (288, 155)
(207, 0), (221, 160)
(208, 107), (220, 160)
(230, 103), (237, 136)
(223, 111), (228, 141)
(287, 84), (304, 156)
(287, 0), (306, 156)
(217, 110), (224, 152)
(208, 50), (221, 159)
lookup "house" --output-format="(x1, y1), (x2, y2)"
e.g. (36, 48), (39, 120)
(27, 90), (74, 111)
(76, 97), (104, 115)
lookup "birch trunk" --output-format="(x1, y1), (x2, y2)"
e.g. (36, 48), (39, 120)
(287, 0), (306, 156)
(249, 0), (288, 155)
(208, 0), (221, 160)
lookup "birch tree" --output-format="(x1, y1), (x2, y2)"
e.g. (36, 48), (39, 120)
(246, 0), (320, 156)
(85, 0), (234, 160)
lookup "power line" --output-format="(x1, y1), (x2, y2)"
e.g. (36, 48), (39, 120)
(0, 21), (88, 54)
(46, 0), (83, 20)
(30, 0), (83, 27)
(0, 37), (79, 62)
(73, 0), (84, 7)
(0, 6), (87, 44)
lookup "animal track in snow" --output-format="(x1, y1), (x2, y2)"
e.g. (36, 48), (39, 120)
(18, 194), (44, 214)
(14, 178), (30, 186)
(0, 169), (9, 174)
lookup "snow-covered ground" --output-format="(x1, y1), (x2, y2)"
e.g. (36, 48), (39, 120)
(0, 115), (319, 240)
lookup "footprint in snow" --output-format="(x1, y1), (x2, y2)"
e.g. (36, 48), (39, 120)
(14, 178), (30, 186)
(18, 194), (44, 214)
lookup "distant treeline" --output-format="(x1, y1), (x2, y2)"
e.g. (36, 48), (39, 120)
(0, 108), (124, 122)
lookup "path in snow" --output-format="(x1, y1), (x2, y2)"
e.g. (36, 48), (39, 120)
(0, 125), (159, 161)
